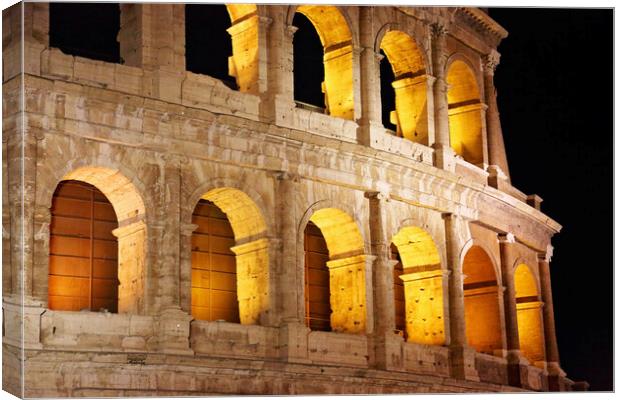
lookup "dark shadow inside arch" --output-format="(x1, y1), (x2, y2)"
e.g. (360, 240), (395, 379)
(185, 4), (238, 90)
(380, 49), (397, 132)
(292, 12), (325, 111)
(49, 3), (120, 63)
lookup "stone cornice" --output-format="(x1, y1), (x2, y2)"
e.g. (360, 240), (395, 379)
(458, 8), (509, 44)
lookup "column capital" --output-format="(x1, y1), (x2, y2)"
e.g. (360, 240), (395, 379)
(258, 15), (273, 27)
(180, 223), (199, 236)
(538, 244), (554, 263)
(275, 170), (300, 182)
(498, 232), (516, 244)
(159, 152), (189, 168)
(483, 49), (501, 74)
(441, 212), (461, 222)
(285, 25), (298, 39)
(33, 205), (51, 223)
(112, 219), (147, 239)
(364, 190), (390, 201)
(430, 22), (449, 39)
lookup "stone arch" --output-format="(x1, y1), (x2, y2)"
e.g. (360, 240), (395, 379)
(289, 5), (355, 120)
(378, 29), (430, 143)
(514, 263), (546, 365)
(225, 3), (260, 93)
(446, 57), (485, 165)
(38, 160), (149, 221)
(187, 186), (270, 325)
(391, 226), (447, 345)
(459, 238), (501, 285)
(46, 166), (147, 315)
(184, 178), (272, 242)
(462, 244), (504, 355)
(299, 203), (370, 334)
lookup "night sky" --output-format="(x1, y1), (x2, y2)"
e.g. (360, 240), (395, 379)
(488, 8), (613, 391)
(46, 3), (613, 392)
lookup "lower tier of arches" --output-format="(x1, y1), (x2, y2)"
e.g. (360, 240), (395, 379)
(3, 303), (581, 397)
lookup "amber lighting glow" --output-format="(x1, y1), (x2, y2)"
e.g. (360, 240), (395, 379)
(515, 263), (546, 365)
(306, 208), (368, 333)
(447, 60), (484, 165)
(462, 245), (503, 354)
(296, 5), (354, 120)
(226, 4), (259, 93)
(191, 187), (269, 325)
(380, 30), (429, 143)
(392, 227), (445, 345)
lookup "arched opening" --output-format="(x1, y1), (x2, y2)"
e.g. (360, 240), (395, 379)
(185, 4), (258, 92)
(191, 200), (238, 322)
(462, 245), (503, 354)
(379, 50), (397, 132)
(379, 31), (429, 144)
(447, 60), (484, 165)
(391, 226), (445, 345)
(190, 187), (268, 325)
(47, 166), (146, 314)
(49, 3), (120, 63)
(293, 12), (325, 112)
(303, 207), (367, 333)
(49, 181), (119, 312)
(514, 263), (545, 365)
(292, 6), (354, 120)
(185, 4), (237, 89)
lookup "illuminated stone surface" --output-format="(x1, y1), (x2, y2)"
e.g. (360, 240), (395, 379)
(2, 3), (582, 396)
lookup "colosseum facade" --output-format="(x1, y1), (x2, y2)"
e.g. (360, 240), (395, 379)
(3, 2), (581, 396)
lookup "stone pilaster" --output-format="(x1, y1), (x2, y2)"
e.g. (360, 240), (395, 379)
(430, 23), (455, 172)
(538, 249), (567, 391)
(179, 222), (198, 314)
(3, 3), (48, 80)
(8, 110), (45, 305)
(132, 4), (186, 103)
(275, 171), (309, 362)
(275, 171), (302, 323)
(483, 50), (511, 185)
(32, 205), (51, 305)
(154, 154), (187, 312)
(268, 8), (298, 125)
(443, 213), (478, 381)
(499, 233), (529, 388)
(365, 191), (403, 370)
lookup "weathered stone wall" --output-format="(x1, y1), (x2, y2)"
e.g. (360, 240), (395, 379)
(2, 3), (578, 396)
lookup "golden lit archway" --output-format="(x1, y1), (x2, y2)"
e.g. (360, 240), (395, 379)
(295, 5), (354, 120)
(514, 263), (545, 365)
(380, 30), (429, 143)
(447, 59), (484, 165)
(226, 4), (260, 93)
(391, 226), (445, 345)
(191, 187), (269, 325)
(49, 166), (147, 314)
(462, 245), (503, 354)
(49, 181), (119, 312)
(303, 207), (368, 333)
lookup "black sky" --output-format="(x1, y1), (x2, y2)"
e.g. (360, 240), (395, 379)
(488, 8), (613, 391)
